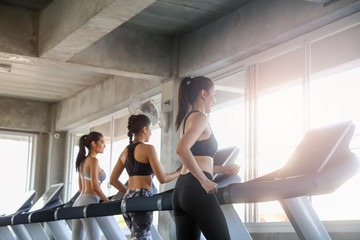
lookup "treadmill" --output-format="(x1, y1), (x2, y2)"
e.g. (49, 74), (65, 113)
(11, 183), (70, 240)
(0, 190), (36, 240)
(65, 191), (127, 240)
(213, 146), (242, 187)
(212, 146), (251, 240)
(1, 122), (358, 240)
(216, 121), (360, 240)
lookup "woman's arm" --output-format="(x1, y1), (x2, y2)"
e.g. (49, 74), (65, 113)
(110, 148), (128, 193)
(176, 113), (217, 194)
(147, 145), (181, 183)
(89, 158), (110, 203)
(213, 163), (240, 175)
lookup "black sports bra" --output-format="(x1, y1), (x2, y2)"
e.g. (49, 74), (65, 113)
(183, 110), (218, 158)
(125, 142), (153, 177)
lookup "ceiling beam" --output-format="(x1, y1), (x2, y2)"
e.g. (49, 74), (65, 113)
(305, 0), (337, 3)
(39, 0), (156, 61)
(0, 51), (165, 82)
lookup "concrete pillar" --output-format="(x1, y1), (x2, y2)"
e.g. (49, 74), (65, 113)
(33, 133), (50, 202)
(158, 79), (181, 240)
(46, 105), (68, 200)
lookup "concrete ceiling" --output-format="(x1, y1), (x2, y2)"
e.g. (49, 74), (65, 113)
(0, 0), (53, 10)
(0, 0), (251, 102)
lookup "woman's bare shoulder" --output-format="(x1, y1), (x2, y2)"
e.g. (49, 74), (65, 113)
(139, 143), (156, 152)
(187, 112), (208, 130)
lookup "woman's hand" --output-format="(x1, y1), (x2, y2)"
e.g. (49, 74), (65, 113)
(176, 165), (183, 173)
(225, 163), (240, 175)
(213, 163), (240, 175)
(224, 163), (240, 175)
(201, 178), (218, 194)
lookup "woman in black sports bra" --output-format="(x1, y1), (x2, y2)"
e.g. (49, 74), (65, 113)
(173, 76), (240, 240)
(110, 114), (182, 240)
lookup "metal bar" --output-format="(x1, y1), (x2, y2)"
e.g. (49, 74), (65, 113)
(279, 196), (331, 240)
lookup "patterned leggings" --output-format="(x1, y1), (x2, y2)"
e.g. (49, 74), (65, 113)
(122, 189), (153, 240)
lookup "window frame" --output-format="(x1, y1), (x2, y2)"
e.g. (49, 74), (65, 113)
(0, 129), (36, 192)
(206, 11), (360, 233)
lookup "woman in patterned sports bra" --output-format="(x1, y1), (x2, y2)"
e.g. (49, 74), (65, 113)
(110, 114), (182, 240)
(173, 76), (240, 240)
(72, 131), (110, 240)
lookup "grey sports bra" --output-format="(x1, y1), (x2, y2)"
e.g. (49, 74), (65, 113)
(82, 170), (106, 183)
(81, 158), (106, 183)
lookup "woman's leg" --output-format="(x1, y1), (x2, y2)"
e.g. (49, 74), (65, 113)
(173, 173), (230, 240)
(122, 189), (153, 240)
(173, 207), (201, 240)
(130, 210), (153, 240)
(82, 217), (101, 240)
(173, 176), (201, 240)
(72, 194), (101, 240)
(122, 190), (133, 229)
(71, 219), (85, 240)
(190, 192), (230, 240)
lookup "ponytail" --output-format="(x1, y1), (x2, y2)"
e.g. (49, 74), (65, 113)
(75, 132), (103, 172)
(127, 130), (133, 145)
(75, 135), (87, 172)
(175, 77), (190, 130)
(175, 76), (214, 130)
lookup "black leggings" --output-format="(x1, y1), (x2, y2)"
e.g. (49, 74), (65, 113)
(172, 172), (231, 240)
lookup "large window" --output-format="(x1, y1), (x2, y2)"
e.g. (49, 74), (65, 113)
(195, 17), (360, 229)
(211, 71), (247, 220)
(309, 66), (360, 221)
(0, 131), (34, 215)
(253, 64), (360, 223)
(241, 20), (360, 225)
(256, 47), (305, 222)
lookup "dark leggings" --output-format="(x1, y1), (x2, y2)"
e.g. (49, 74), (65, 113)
(172, 172), (231, 240)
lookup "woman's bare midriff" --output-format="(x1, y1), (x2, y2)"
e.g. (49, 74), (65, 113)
(181, 156), (213, 177)
(82, 181), (98, 195)
(128, 175), (153, 190)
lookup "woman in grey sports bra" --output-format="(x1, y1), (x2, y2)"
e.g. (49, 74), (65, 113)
(72, 131), (110, 240)
(110, 114), (182, 240)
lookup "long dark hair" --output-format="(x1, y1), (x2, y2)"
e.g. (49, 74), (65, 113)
(127, 114), (151, 145)
(75, 131), (103, 172)
(175, 76), (214, 130)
